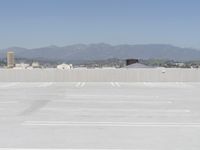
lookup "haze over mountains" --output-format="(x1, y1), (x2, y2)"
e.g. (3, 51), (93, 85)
(1, 43), (200, 61)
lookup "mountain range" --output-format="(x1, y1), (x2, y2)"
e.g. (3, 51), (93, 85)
(1, 43), (200, 62)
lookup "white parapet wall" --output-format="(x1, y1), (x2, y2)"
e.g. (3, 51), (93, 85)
(0, 68), (200, 82)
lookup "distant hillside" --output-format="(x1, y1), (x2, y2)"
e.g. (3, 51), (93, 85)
(1, 44), (200, 61)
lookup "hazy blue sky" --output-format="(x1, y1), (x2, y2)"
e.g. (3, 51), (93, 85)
(0, 0), (200, 49)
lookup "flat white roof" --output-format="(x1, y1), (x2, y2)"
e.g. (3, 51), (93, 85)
(0, 82), (200, 149)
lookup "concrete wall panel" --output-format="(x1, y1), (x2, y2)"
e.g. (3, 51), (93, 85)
(0, 69), (200, 82)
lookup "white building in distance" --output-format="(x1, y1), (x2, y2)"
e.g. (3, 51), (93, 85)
(32, 62), (41, 68)
(57, 63), (73, 70)
(14, 63), (30, 69)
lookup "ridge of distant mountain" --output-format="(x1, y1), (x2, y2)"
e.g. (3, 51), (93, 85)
(0, 43), (200, 61)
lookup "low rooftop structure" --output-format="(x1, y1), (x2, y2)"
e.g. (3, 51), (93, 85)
(125, 63), (151, 68)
